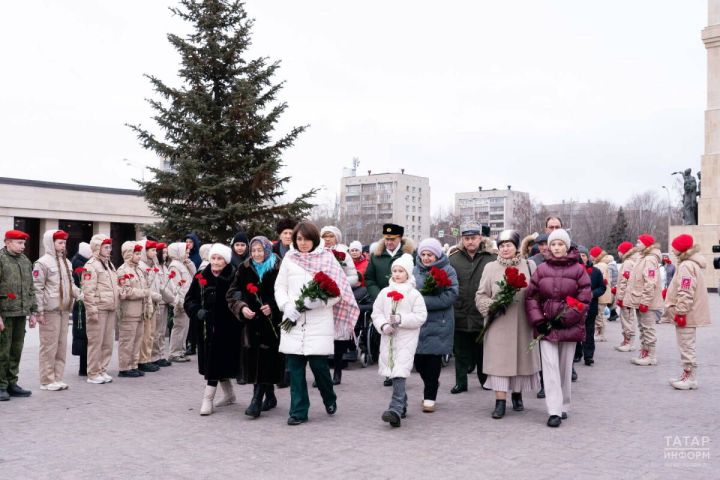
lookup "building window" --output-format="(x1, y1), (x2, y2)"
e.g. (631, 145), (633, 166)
(346, 185), (361, 194)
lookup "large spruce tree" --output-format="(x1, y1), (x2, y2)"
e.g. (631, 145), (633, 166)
(607, 207), (629, 251)
(129, 0), (315, 242)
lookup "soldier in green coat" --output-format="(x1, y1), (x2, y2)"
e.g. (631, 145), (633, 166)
(448, 223), (495, 394)
(0, 230), (39, 401)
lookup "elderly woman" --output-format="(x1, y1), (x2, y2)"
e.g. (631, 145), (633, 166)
(184, 244), (240, 416)
(274, 222), (359, 425)
(475, 230), (539, 419)
(227, 236), (284, 418)
(413, 238), (459, 413)
(320, 225), (359, 385)
(525, 229), (591, 427)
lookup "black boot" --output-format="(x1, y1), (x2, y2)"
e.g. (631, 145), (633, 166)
(245, 384), (263, 418)
(492, 399), (506, 419)
(261, 385), (277, 412)
(79, 353), (87, 376)
(537, 372), (545, 398)
(572, 367), (578, 382)
(333, 368), (342, 385)
(511, 392), (524, 411)
(8, 384), (32, 397)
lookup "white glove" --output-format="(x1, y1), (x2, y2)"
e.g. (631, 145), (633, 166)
(303, 298), (325, 310)
(284, 303), (301, 322)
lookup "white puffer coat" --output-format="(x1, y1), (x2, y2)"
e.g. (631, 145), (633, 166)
(371, 281), (427, 378)
(274, 245), (341, 356)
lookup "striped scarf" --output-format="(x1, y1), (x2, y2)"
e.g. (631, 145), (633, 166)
(287, 246), (360, 339)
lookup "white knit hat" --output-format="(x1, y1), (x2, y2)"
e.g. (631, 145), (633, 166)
(78, 242), (92, 259)
(349, 240), (362, 251)
(547, 228), (571, 249)
(392, 253), (415, 277)
(208, 243), (232, 264)
(320, 226), (342, 244)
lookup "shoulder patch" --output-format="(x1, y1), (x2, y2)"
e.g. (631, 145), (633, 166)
(33, 270), (39, 277)
(680, 277), (692, 290)
(647, 269), (656, 278)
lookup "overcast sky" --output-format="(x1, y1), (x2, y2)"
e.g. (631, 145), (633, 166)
(0, 1), (709, 211)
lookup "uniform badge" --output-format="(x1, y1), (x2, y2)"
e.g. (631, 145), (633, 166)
(32, 270), (39, 277)
(83, 272), (92, 280)
(648, 269), (655, 278)
(680, 277), (692, 290)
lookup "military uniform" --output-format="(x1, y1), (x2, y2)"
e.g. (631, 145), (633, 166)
(0, 230), (37, 399)
(117, 242), (152, 377)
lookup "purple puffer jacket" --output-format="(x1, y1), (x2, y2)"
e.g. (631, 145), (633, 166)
(524, 248), (592, 343)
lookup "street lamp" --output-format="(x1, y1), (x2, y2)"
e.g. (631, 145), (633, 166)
(123, 158), (146, 182)
(661, 186), (671, 227)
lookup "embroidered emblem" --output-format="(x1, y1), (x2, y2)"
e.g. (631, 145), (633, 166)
(680, 277), (692, 290)
(32, 270), (39, 277)
(648, 269), (656, 278)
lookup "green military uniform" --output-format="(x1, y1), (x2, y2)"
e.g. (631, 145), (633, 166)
(365, 238), (416, 300)
(449, 237), (495, 391)
(0, 247), (37, 392)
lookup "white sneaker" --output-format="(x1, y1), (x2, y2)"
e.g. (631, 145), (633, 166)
(40, 382), (63, 391)
(422, 399), (436, 413)
(87, 375), (106, 384)
(671, 370), (698, 390)
(57, 381), (69, 390)
(101, 373), (113, 383)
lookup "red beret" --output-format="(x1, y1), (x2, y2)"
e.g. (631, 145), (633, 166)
(133, 244), (143, 252)
(589, 246), (602, 258)
(5, 230), (29, 240)
(617, 241), (633, 255)
(156, 242), (167, 249)
(638, 234), (655, 247)
(101, 238), (112, 246)
(53, 230), (69, 240)
(145, 240), (157, 249)
(671, 234), (693, 253)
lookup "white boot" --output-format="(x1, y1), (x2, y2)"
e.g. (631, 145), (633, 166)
(631, 349), (657, 366)
(200, 385), (217, 416)
(671, 369), (698, 390)
(215, 380), (236, 407)
(614, 337), (635, 352)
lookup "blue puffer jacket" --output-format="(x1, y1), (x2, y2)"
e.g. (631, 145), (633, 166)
(413, 254), (459, 355)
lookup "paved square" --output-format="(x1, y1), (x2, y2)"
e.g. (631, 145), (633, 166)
(2, 297), (719, 479)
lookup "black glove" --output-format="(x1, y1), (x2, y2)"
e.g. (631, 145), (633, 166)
(196, 309), (208, 321)
(537, 322), (551, 335)
(550, 317), (564, 329)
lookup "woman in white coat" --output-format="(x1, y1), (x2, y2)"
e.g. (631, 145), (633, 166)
(275, 222), (359, 426)
(320, 225), (358, 385)
(371, 253), (427, 427)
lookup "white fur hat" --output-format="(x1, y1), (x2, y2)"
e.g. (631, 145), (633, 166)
(78, 242), (92, 259)
(320, 226), (342, 244)
(391, 253), (415, 277)
(208, 243), (232, 264)
(548, 228), (571, 249)
(349, 240), (362, 251)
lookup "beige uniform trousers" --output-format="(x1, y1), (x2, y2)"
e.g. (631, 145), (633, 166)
(169, 310), (190, 358)
(619, 306), (637, 341)
(637, 310), (657, 354)
(118, 316), (144, 371)
(138, 309), (156, 365)
(38, 310), (69, 384)
(87, 310), (115, 378)
(595, 304), (608, 330)
(151, 304), (168, 362)
(675, 326), (697, 370)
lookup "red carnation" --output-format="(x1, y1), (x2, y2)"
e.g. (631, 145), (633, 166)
(146, 268), (151, 273)
(7, 292), (16, 300)
(123, 274), (130, 280)
(333, 250), (346, 261)
(74, 267), (86, 274)
(195, 273), (203, 280)
(661, 288), (667, 300)
(623, 271), (630, 280)
(198, 278), (208, 287)
(586, 267), (593, 274)
(611, 287), (617, 295)
(128, 273), (135, 279)
(565, 296), (584, 312)
(603, 279), (608, 285)
(674, 314), (687, 327)
(153, 267), (159, 273)
(168, 271), (177, 279)
(246, 283), (259, 295)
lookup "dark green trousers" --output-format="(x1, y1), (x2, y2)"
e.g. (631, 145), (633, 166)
(0, 317), (26, 389)
(453, 331), (485, 388)
(286, 354), (336, 420)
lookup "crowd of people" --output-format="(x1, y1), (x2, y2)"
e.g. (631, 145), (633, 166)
(0, 215), (711, 429)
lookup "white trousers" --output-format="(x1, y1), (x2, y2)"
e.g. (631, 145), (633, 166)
(540, 340), (575, 416)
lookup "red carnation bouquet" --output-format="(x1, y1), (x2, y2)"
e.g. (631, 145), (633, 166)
(280, 272), (341, 332)
(420, 266), (452, 295)
(476, 266), (528, 343)
(332, 250), (347, 267)
(528, 296), (585, 351)
(385, 290), (404, 369)
(246, 283), (277, 339)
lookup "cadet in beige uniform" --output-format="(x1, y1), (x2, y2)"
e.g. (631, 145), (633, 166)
(613, 242), (640, 352)
(137, 239), (162, 373)
(82, 235), (119, 384)
(663, 234), (711, 390)
(32, 230), (79, 391)
(624, 234), (663, 366)
(167, 242), (194, 362)
(589, 246), (613, 342)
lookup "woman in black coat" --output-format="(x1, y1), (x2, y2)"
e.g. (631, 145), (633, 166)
(227, 236), (284, 418)
(184, 244), (241, 416)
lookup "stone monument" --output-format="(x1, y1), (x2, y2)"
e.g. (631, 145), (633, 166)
(669, 0), (720, 290)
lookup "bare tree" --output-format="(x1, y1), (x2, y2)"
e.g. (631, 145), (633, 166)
(512, 196), (546, 236)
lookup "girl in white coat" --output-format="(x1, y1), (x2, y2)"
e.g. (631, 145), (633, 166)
(274, 222), (359, 426)
(372, 253), (427, 428)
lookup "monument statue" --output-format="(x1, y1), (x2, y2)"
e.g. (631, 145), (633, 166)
(672, 168), (698, 225)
